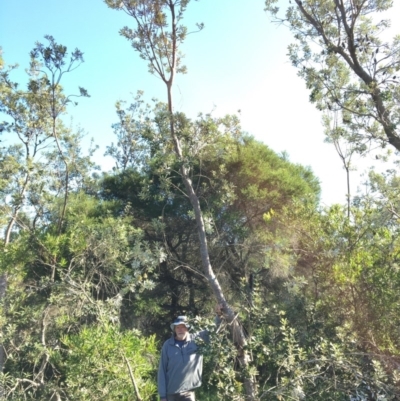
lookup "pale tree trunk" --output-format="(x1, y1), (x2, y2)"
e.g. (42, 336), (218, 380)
(164, 3), (258, 398)
(109, 1), (260, 397)
(166, 75), (258, 399)
(4, 160), (31, 245)
(176, 110), (258, 400)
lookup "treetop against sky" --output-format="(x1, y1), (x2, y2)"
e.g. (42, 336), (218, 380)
(1, 0), (399, 205)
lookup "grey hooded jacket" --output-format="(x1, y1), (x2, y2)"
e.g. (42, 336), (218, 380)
(157, 330), (209, 398)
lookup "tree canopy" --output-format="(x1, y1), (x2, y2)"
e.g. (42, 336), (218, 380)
(265, 0), (400, 154)
(0, 1), (400, 400)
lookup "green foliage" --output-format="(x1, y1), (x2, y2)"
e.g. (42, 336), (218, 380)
(0, 187), (164, 399)
(3, 3), (400, 401)
(223, 136), (320, 226)
(189, 315), (245, 400)
(255, 186), (400, 396)
(105, 0), (195, 78)
(0, 36), (93, 246)
(257, 315), (399, 400)
(63, 323), (158, 401)
(265, 0), (400, 153)
(101, 97), (322, 336)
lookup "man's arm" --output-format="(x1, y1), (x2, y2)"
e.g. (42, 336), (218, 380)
(215, 304), (223, 330)
(196, 304), (224, 342)
(215, 303), (224, 317)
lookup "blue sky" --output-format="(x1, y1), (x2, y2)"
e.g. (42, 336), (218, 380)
(1, 0), (399, 205)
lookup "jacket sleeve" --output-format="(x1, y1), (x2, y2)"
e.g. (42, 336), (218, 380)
(157, 343), (168, 398)
(196, 329), (209, 343)
(197, 316), (222, 343)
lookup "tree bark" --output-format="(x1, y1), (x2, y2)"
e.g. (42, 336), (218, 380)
(165, 53), (258, 401)
(112, 1), (260, 398)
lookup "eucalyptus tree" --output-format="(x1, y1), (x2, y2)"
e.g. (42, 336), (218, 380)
(0, 36), (90, 245)
(265, 0), (400, 154)
(102, 102), (321, 325)
(0, 38), (93, 397)
(104, 0), (259, 398)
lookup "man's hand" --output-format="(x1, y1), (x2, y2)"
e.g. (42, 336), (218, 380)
(215, 303), (224, 316)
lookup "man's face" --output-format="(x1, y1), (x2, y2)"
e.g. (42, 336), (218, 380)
(174, 324), (188, 340)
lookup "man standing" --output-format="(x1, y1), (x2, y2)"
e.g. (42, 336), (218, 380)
(157, 312), (221, 401)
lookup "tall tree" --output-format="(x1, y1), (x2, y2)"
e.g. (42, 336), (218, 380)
(265, 0), (400, 153)
(104, 0), (258, 398)
(101, 106), (321, 335)
(0, 38), (91, 393)
(0, 35), (89, 244)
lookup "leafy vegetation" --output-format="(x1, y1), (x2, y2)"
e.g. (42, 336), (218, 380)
(0, 0), (400, 400)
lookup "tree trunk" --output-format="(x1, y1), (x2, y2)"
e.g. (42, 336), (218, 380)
(111, 1), (260, 398)
(166, 79), (258, 399)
